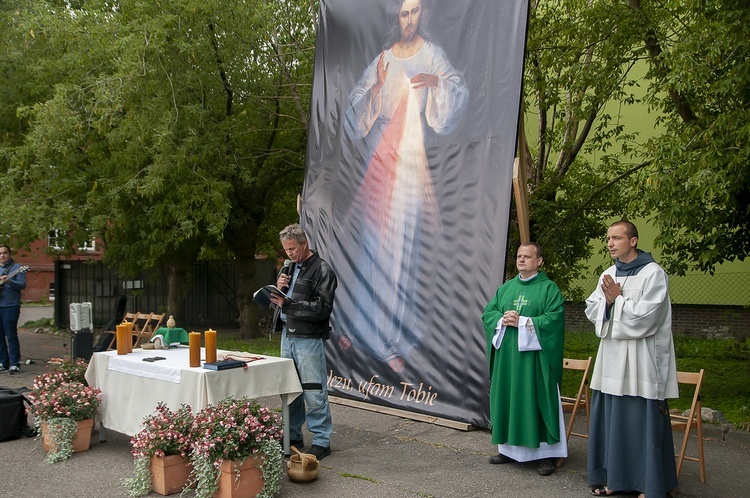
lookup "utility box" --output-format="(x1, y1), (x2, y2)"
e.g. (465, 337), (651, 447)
(69, 302), (93, 361)
(69, 302), (93, 332)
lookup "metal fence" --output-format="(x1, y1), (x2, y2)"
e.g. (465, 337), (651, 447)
(53, 259), (277, 329)
(572, 271), (750, 306)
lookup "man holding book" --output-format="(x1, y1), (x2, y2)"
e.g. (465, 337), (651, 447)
(269, 224), (338, 460)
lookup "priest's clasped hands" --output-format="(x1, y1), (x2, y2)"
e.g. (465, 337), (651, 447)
(601, 274), (623, 305)
(501, 310), (520, 327)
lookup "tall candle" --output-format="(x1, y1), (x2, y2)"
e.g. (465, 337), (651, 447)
(189, 332), (201, 367)
(125, 321), (133, 353)
(116, 323), (129, 355)
(205, 329), (217, 364)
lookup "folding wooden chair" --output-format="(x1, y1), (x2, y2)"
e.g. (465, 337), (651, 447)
(106, 311), (139, 350)
(132, 312), (165, 347)
(671, 369), (706, 484)
(141, 312), (165, 341)
(123, 311), (138, 325)
(556, 356), (593, 468)
(561, 356), (593, 441)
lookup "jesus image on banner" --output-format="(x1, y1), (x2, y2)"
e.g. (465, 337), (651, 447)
(336, 0), (468, 373)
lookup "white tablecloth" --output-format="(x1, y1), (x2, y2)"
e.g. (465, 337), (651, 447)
(85, 348), (302, 438)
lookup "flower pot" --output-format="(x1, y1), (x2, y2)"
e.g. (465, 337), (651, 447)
(214, 456), (264, 498)
(41, 418), (94, 454)
(150, 454), (191, 496)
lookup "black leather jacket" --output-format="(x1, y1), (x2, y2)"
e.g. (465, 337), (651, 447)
(271, 252), (337, 339)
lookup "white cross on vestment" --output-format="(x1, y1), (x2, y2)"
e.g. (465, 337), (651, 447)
(513, 293), (529, 311)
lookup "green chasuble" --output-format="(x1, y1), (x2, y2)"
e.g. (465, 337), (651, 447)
(482, 271), (565, 447)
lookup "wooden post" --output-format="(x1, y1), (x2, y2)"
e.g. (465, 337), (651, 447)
(513, 112), (530, 243)
(513, 159), (530, 244)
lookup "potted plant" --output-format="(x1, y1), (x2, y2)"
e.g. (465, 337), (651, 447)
(27, 380), (101, 463)
(190, 396), (283, 498)
(50, 356), (89, 383)
(126, 402), (195, 497)
(32, 356), (89, 391)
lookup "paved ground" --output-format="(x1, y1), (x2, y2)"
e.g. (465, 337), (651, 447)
(0, 305), (747, 497)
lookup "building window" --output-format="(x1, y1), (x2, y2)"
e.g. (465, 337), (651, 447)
(48, 229), (96, 252)
(48, 229), (62, 250)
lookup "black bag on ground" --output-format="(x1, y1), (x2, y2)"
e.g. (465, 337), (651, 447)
(94, 295), (127, 352)
(0, 387), (37, 441)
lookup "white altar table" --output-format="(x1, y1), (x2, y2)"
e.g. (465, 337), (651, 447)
(85, 348), (302, 453)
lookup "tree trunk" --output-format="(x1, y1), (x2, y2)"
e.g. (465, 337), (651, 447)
(165, 260), (188, 328)
(225, 222), (262, 339)
(236, 261), (261, 339)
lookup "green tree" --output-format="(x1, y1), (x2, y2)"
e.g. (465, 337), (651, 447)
(520, 0), (647, 297)
(626, 0), (750, 275)
(519, 0), (749, 297)
(3, 0), (747, 318)
(0, 0), (316, 336)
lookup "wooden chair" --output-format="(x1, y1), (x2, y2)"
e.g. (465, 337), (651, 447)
(106, 312), (139, 350)
(561, 356), (593, 441)
(556, 356), (593, 468)
(105, 311), (167, 350)
(145, 312), (165, 337)
(671, 369), (706, 484)
(132, 312), (166, 347)
(123, 311), (139, 326)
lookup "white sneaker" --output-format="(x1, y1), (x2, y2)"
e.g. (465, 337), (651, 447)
(9, 365), (20, 373)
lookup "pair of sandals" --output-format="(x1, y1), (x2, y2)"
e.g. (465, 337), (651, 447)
(590, 486), (640, 496)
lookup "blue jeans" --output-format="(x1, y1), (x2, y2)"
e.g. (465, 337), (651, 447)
(0, 306), (21, 368)
(281, 328), (332, 448)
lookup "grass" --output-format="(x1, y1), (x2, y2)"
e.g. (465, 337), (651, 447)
(339, 472), (379, 483)
(21, 317), (55, 328)
(219, 330), (750, 430)
(219, 334), (282, 357)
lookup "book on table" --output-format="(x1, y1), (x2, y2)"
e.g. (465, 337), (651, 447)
(203, 359), (247, 370)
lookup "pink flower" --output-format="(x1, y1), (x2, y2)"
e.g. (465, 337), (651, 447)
(129, 403), (194, 459)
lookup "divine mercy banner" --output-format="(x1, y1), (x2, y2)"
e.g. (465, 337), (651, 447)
(301, 0), (529, 427)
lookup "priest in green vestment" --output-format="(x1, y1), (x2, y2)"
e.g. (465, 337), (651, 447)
(482, 242), (566, 476)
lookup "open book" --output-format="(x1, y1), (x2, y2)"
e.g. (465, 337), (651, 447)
(252, 285), (295, 308)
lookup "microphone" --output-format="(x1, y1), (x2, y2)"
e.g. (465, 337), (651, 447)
(279, 259), (293, 292)
(281, 259), (292, 275)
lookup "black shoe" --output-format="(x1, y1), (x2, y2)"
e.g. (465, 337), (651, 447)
(489, 453), (514, 464)
(537, 458), (556, 476)
(290, 439), (304, 450)
(308, 445), (331, 460)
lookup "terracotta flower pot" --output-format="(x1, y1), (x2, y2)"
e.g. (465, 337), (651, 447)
(214, 456), (265, 498)
(41, 418), (94, 454)
(150, 454), (191, 496)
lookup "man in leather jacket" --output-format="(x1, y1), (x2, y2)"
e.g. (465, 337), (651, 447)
(270, 224), (337, 460)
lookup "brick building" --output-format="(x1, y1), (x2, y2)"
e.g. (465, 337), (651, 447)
(12, 235), (101, 303)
